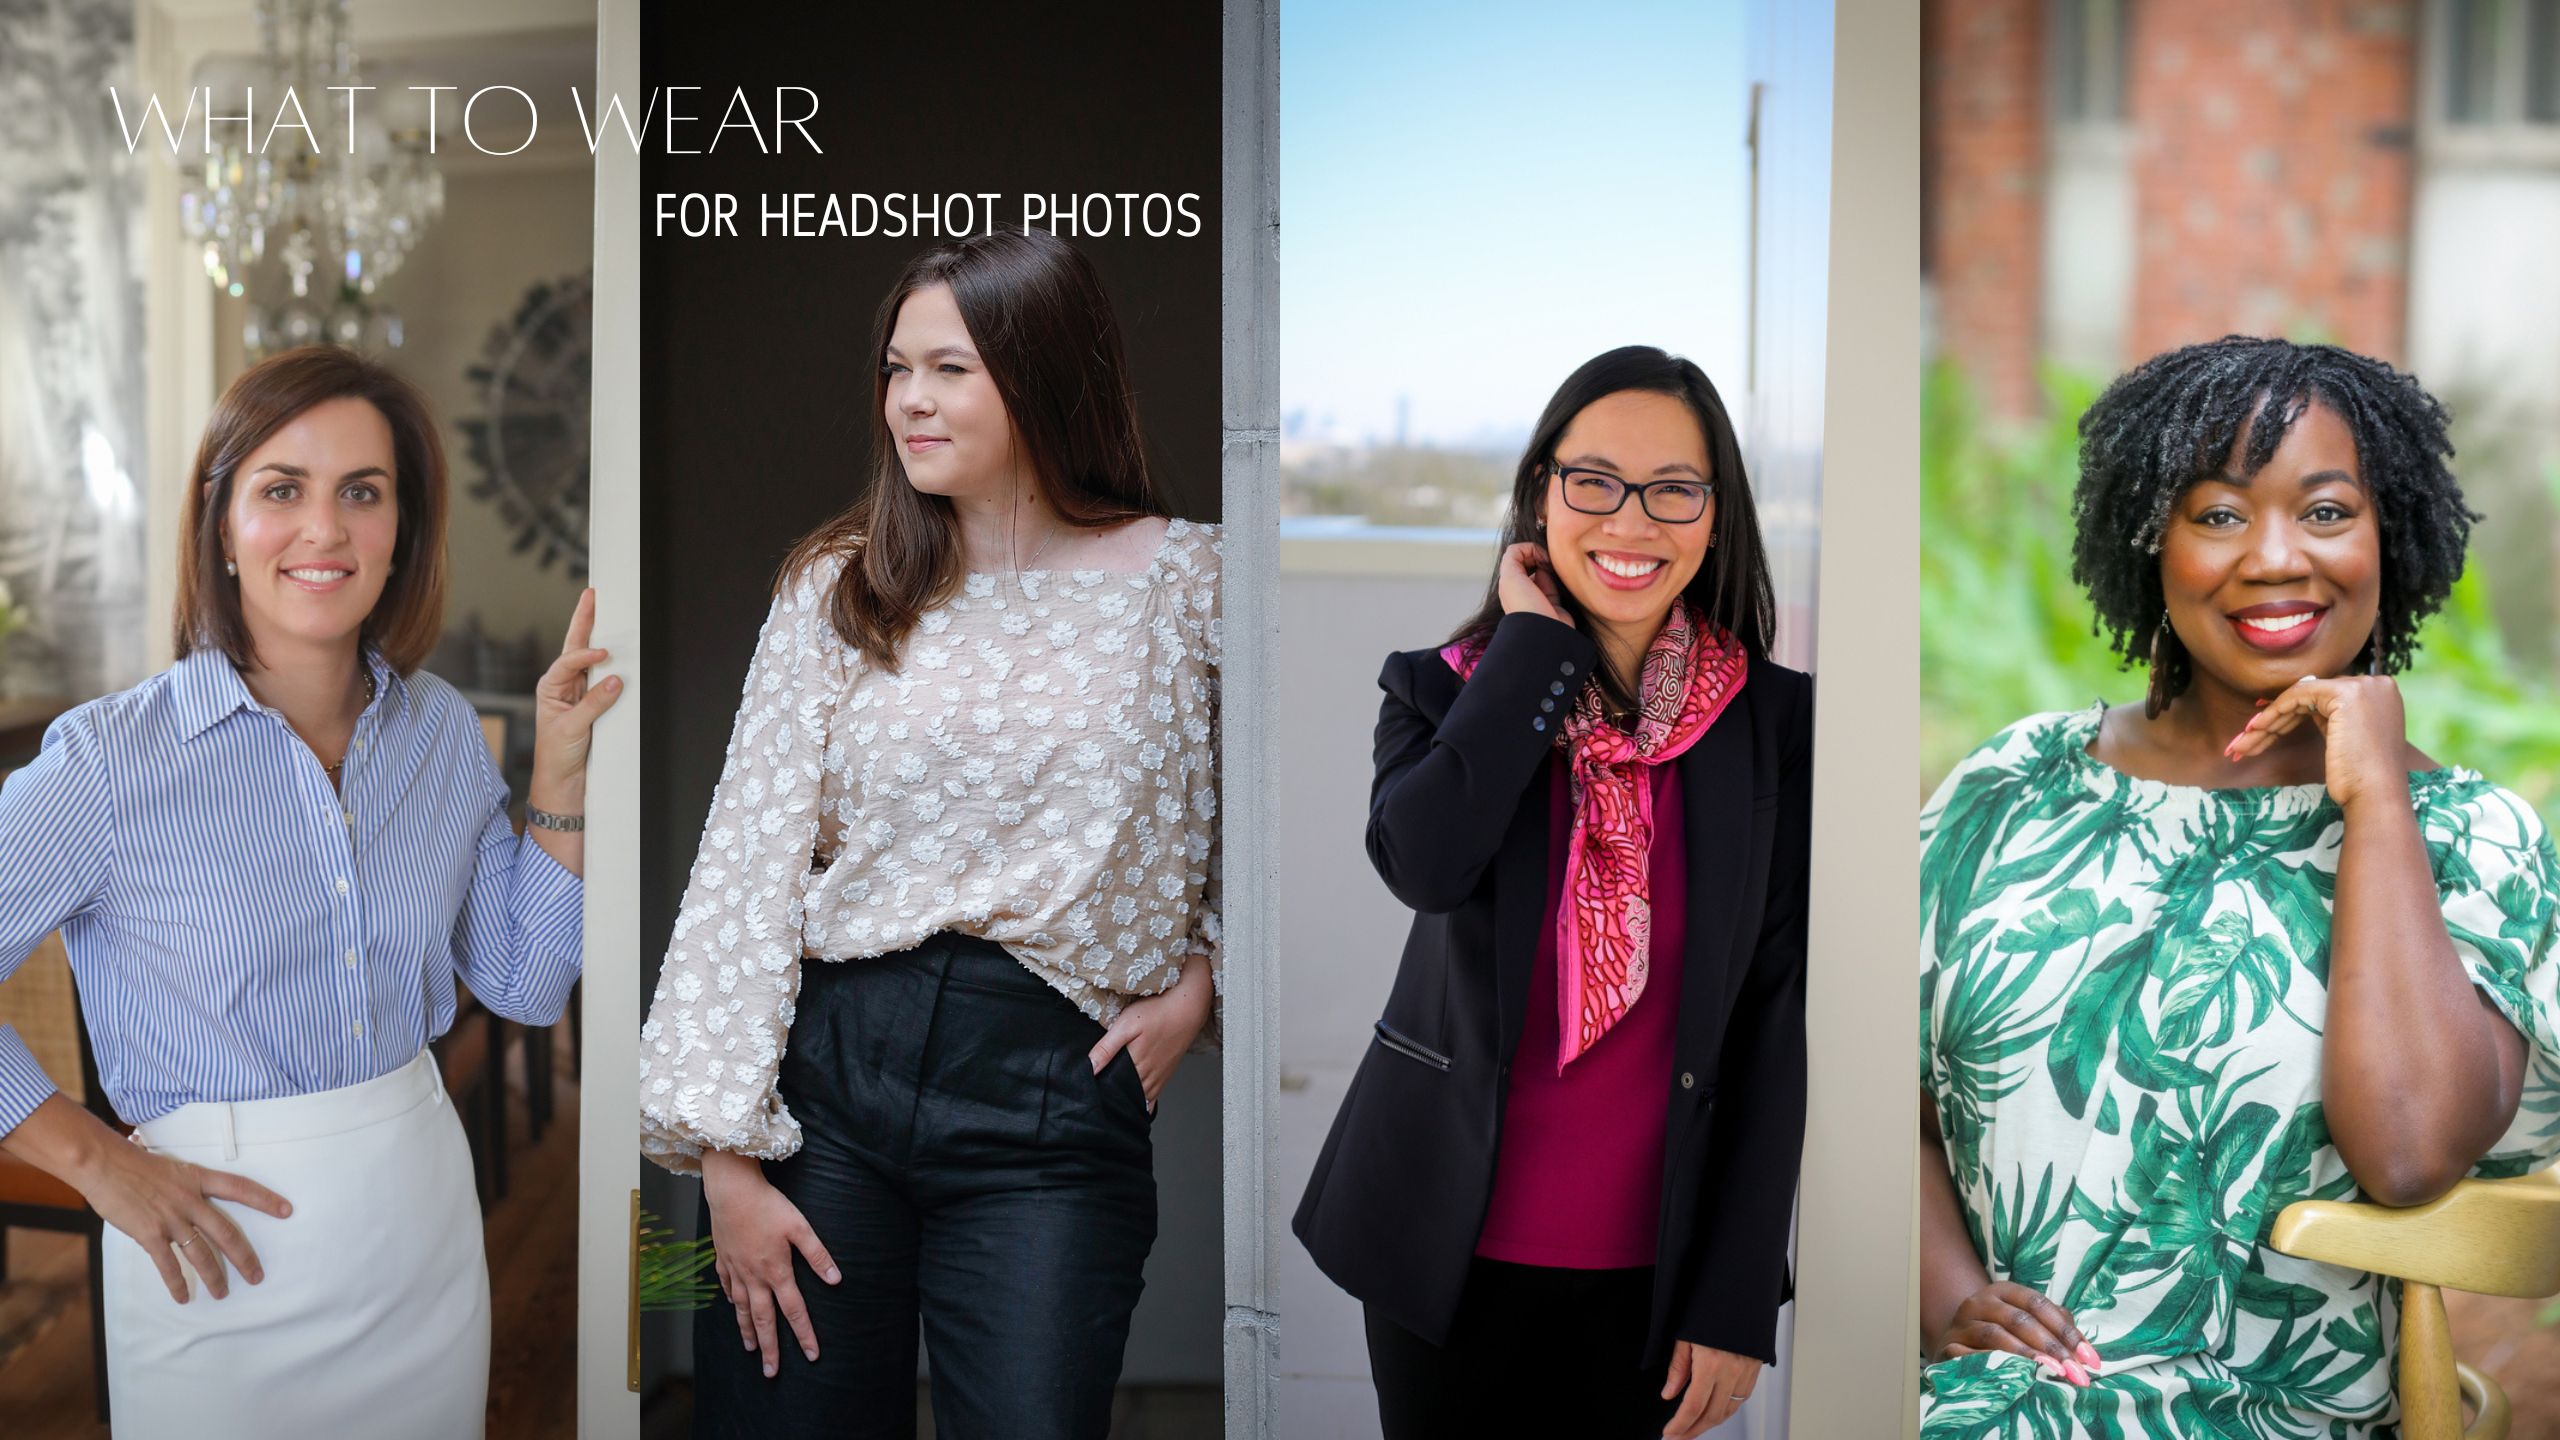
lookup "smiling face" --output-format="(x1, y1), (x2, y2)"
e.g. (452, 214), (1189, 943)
(221, 395), (401, 664)
(883, 282), (1022, 502)
(1539, 388), (1716, 637)
(2159, 398), (2383, 700)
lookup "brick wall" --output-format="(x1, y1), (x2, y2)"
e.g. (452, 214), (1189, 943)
(2124, 0), (2417, 364)
(1923, 0), (2422, 411)
(1924, 0), (2047, 418)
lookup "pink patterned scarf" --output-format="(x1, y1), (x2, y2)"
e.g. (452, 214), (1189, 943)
(1443, 604), (1748, 1071)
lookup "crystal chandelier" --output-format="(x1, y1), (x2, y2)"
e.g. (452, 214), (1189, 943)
(179, 0), (444, 355)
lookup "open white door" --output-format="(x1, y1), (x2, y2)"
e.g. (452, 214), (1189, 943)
(578, 0), (642, 1432)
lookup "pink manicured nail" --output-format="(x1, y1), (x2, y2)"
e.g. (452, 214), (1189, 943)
(2034, 1355), (2065, 1380)
(2063, 1359), (2090, 1386)
(2076, 1341), (2102, 1371)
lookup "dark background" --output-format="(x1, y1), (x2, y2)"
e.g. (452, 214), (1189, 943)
(637, 0), (1224, 1413)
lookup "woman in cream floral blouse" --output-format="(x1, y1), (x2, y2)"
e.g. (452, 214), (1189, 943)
(639, 229), (1220, 1440)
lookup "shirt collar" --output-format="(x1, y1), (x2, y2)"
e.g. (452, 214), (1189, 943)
(170, 648), (257, 742)
(172, 645), (409, 743)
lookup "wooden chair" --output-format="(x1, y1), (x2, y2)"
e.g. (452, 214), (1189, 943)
(0, 932), (116, 1423)
(490, 703), (559, 1145)
(432, 992), (506, 1209)
(433, 710), (517, 1208)
(2269, 1170), (2560, 1440)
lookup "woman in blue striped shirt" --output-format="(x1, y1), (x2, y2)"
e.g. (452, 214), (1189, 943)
(0, 345), (620, 1439)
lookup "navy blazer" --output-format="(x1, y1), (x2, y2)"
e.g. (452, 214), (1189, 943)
(1291, 610), (1814, 1367)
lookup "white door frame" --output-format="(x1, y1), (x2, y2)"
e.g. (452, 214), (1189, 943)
(578, 0), (641, 1431)
(1221, 0), (1281, 1434)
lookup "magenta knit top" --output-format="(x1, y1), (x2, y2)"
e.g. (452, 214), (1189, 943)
(1473, 760), (1686, 1270)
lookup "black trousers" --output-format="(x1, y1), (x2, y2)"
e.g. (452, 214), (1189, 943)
(692, 933), (1158, 1440)
(1364, 1257), (1682, 1440)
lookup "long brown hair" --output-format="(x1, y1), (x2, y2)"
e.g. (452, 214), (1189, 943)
(781, 229), (1163, 669)
(174, 345), (450, 673)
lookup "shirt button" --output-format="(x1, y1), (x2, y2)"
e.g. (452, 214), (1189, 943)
(343, 810), (354, 826)
(1681, 1072), (1696, 1089)
(335, 877), (349, 896)
(344, 949), (359, 968)
(349, 1021), (363, 1037)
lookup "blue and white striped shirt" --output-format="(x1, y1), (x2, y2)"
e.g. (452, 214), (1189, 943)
(0, 646), (583, 1132)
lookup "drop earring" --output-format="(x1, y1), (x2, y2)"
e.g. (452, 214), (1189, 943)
(2145, 608), (2177, 721)
(224, 558), (237, 576)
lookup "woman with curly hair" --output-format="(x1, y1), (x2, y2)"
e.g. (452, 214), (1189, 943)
(1918, 336), (2560, 1436)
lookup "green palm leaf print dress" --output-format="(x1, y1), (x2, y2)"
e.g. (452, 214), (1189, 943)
(1919, 707), (2560, 1440)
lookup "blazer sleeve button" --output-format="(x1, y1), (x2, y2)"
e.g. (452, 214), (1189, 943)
(1681, 1071), (1695, 1089)
(1532, 717), (1548, 733)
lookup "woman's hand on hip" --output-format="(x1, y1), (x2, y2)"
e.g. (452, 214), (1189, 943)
(70, 1118), (290, 1304)
(1932, 1279), (2099, 1386)
(701, 1149), (840, 1378)
(1497, 542), (1574, 628)
(2224, 673), (2410, 816)
(1660, 1342), (1759, 1437)
(530, 586), (623, 803)
(1087, 952), (1214, 1108)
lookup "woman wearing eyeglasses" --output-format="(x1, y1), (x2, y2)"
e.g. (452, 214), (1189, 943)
(1293, 346), (1813, 1439)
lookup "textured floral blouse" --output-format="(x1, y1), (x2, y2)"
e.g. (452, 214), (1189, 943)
(1919, 706), (2560, 1439)
(640, 518), (1221, 1172)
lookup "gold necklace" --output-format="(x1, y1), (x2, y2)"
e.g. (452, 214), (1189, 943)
(313, 667), (379, 778)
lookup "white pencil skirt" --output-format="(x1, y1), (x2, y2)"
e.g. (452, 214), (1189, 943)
(101, 1049), (491, 1440)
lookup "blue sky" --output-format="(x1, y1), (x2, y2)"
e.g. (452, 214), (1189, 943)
(1281, 0), (1750, 450)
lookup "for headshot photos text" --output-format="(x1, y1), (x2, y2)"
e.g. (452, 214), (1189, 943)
(654, 191), (1207, 240)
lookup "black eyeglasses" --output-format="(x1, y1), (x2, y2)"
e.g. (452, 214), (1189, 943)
(1547, 465), (1712, 524)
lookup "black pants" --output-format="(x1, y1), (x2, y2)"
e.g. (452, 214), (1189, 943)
(1365, 1258), (1682, 1440)
(692, 933), (1158, 1440)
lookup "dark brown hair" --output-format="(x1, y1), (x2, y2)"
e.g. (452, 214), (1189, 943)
(780, 228), (1162, 669)
(2071, 335), (2473, 699)
(1452, 346), (1777, 710)
(174, 345), (450, 673)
